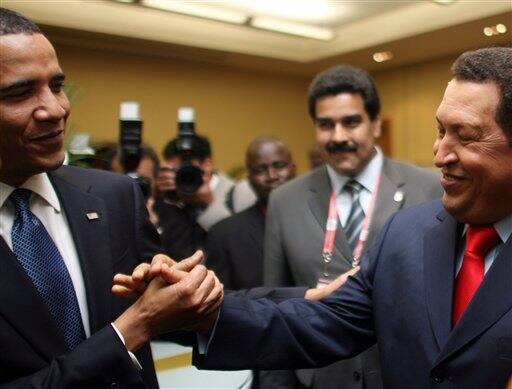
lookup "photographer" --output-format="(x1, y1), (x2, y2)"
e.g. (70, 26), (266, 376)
(107, 145), (161, 226)
(155, 134), (234, 260)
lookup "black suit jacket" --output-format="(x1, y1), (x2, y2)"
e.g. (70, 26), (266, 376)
(0, 166), (160, 388)
(205, 204), (265, 289)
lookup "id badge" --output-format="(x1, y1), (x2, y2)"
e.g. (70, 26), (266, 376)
(316, 277), (333, 289)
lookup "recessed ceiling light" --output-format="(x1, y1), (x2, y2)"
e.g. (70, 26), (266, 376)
(373, 51), (393, 63)
(496, 24), (507, 34)
(483, 23), (508, 37)
(483, 26), (494, 36)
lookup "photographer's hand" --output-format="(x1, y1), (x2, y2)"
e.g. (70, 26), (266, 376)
(156, 165), (177, 194)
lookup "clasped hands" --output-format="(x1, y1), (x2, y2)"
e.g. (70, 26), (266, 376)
(111, 251), (359, 352)
(112, 251), (222, 352)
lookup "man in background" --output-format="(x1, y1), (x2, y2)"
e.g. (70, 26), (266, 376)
(155, 135), (234, 259)
(205, 136), (296, 290)
(107, 144), (161, 225)
(262, 65), (442, 389)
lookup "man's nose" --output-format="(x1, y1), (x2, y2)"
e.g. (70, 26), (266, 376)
(433, 135), (458, 168)
(34, 88), (68, 122)
(332, 123), (349, 143)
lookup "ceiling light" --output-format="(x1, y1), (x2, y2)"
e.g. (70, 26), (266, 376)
(373, 51), (393, 63)
(142, 0), (249, 24)
(432, 0), (457, 4)
(483, 26), (494, 36)
(496, 23), (507, 34)
(483, 23), (508, 37)
(250, 16), (334, 40)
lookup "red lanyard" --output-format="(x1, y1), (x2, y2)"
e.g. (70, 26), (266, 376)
(322, 176), (381, 275)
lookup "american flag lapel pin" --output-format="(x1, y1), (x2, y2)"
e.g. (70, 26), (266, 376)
(86, 212), (99, 221)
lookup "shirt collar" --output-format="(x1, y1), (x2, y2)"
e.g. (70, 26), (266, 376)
(209, 172), (220, 192)
(0, 173), (61, 212)
(494, 214), (512, 243)
(326, 146), (383, 195)
(461, 213), (512, 244)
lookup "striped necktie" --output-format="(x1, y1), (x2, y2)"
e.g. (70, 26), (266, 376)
(10, 188), (86, 350)
(343, 180), (365, 252)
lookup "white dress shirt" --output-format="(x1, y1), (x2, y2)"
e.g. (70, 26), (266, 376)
(0, 173), (91, 337)
(326, 147), (384, 227)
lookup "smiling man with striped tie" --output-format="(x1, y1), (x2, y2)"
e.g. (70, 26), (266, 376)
(259, 64), (442, 389)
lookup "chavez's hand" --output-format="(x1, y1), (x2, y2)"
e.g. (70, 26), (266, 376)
(305, 266), (360, 300)
(114, 254), (223, 351)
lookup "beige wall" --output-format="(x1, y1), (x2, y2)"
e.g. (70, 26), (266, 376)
(55, 44), (313, 175)
(373, 55), (455, 168)
(56, 42), (457, 174)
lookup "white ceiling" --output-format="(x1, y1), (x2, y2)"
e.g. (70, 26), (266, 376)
(2, 0), (511, 67)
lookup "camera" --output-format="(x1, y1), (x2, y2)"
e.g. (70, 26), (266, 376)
(175, 107), (204, 195)
(119, 101), (151, 200)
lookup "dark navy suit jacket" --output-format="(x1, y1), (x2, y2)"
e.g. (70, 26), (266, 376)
(0, 166), (160, 388)
(195, 200), (512, 388)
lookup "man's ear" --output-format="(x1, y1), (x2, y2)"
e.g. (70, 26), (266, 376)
(372, 115), (382, 139)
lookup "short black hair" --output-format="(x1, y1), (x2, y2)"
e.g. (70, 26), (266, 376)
(0, 7), (41, 35)
(245, 135), (290, 168)
(162, 135), (212, 161)
(308, 65), (380, 121)
(452, 47), (512, 141)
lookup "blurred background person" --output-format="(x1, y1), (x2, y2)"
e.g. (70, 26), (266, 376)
(205, 136), (296, 290)
(308, 144), (325, 170)
(155, 135), (234, 260)
(107, 144), (161, 226)
(262, 65), (443, 389)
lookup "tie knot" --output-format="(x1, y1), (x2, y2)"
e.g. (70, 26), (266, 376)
(465, 225), (501, 258)
(343, 179), (363, 196)
(9, 188), (32, 215)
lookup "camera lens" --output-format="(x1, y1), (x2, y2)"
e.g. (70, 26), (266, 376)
(175, 164), (203, 195)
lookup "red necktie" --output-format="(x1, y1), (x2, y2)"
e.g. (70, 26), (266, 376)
(452, 225), (500, 326)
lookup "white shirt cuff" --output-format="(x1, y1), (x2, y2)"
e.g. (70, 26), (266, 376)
(111, 322), (143, 371)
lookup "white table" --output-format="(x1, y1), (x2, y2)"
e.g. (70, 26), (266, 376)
(151, 341), (252, 389)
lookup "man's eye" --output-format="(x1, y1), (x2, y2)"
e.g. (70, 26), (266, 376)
(50, 82), (65, 93)
(316, 120), (334, 130)
(2, 88), (34, 100)
(343, 117), (362, 127)
(272, 162), (288, 170)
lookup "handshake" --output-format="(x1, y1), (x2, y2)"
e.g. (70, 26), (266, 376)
(111, 251), (358, 353)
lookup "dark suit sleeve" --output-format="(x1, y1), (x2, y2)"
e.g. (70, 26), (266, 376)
(193, 214), (396, 371)
(0, 326), (145, 388)
(204, 222), (234, 289)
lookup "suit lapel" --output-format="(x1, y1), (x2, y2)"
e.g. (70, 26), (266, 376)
(435, 233), (512, 366)
(365, 159), (405, 248)
(423, 210), (459, 351)
(307, 167), (352, 267)
(50, 170), (113, 334)
(0, 237), (68, 357)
